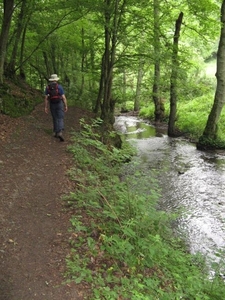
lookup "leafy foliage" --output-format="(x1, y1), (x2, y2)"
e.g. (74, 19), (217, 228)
(64, 120), (225, 299)
(0, 79), (42, 117)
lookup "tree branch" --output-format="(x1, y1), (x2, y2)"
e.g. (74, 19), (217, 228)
(15, 11), (83, 71)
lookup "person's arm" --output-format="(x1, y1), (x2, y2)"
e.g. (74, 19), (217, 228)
(59, 85), (68, 112)
(44, 89), (49, 113)
(62, 94), (68, 112)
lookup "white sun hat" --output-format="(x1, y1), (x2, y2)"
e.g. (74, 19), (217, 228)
(49, 74), (60, 81)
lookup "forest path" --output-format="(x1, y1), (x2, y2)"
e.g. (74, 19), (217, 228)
(0, 103), (92, 300)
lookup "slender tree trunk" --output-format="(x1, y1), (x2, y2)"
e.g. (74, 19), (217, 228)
(19, 21), (29, 79)
(152, 62), (161, 121)
(43, 51), (51, 77)
(94, 53), (104, 113)
(134, 59), (144, 111)
(80, 27), (85, 98)
(122, 68), (127, 111)
(0, 0), (14, 83)
(101, 0), (113, 123)
(89, 38), (96, 110)
(197, 0), (225, 148)
(51, 43), (57, 74)
(168, 12), (183, 136)
(100, 0), (126, 125)
(152, 0), (164, 122)
(6, 0), (27, 78)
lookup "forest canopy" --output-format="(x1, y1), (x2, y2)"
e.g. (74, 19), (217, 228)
(0, 0), (225, 148)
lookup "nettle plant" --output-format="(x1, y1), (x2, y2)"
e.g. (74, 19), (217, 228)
(64, 119), (225, 300)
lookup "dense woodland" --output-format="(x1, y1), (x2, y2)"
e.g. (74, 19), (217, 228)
(1, 0), (225, 147)
(2, 1), (225, 298)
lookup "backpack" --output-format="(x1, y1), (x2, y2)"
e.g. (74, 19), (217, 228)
(47, 82), (61, 102)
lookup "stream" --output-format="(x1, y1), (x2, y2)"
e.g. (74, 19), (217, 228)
(115, 115), (225, 274)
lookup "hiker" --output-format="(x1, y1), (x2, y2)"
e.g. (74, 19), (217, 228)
(44, 74), (68, 141)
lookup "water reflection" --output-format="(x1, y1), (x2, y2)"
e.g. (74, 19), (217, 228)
(114, 116), (156, 139)
(115, 115), (225, 271)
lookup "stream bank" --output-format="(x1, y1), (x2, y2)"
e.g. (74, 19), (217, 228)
(115, 115), (225, 274)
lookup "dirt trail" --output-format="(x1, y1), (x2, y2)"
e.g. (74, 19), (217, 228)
(0, 104), (91, 300)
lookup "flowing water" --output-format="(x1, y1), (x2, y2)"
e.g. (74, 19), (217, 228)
(115, 115), (225, 273)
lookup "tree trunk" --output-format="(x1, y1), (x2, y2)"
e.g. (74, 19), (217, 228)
(6, 0), (28, 79)
(80, 27), (85, 99)
(152, 62), (161, 121)
(100, 0), (114, 123)
(51, 43), (57, 74)
(100, 0), (126, 125)
(122, 68), (127, 111)
(94, 53), (104, 113)
(43, 51), (51, 78)
(0, 0), (14, 83)
(134, 59), (144, 112)
(90, 38), (97, 111)
(19, 20), (29, 80)
(152, 0), (164, 122)
(168, 12), (183, 136)
(197, 0), (225, 149)
(97, 0), (126, 148)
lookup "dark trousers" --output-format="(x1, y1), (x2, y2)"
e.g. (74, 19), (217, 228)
(50, 101), (64, 133)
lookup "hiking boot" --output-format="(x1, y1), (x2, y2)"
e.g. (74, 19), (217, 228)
(53, 132), (57, 138)
(57, 131), (64, 142)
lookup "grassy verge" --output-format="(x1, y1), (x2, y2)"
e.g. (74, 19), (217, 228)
(139, 92), (225, 142)
(63, 119), (225, 299)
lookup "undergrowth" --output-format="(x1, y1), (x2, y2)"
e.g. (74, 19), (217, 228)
(139, 92), (225, 142)
(63, 119), (225, 299)
(0, 80), (42, 117)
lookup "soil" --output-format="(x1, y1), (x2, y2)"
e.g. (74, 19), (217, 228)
(0, 103), (94, 300)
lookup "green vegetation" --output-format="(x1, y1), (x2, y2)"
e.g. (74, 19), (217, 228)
(0, 80), (42, 117)
(63, 120), (225, 299)
(139, 89), (225, 143)
(1, 1), (225, 147)
(1, 1), (225, 297)
(2, 94), (40, 117)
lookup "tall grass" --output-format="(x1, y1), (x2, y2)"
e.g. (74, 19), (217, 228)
(176, 94), (214, 139)
(139, 92), (225, 141)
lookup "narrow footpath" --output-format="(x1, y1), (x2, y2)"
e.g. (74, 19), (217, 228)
(0, 103), (93, 300)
